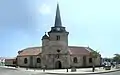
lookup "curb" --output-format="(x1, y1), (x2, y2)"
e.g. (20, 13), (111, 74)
(44, 69), (120, 75)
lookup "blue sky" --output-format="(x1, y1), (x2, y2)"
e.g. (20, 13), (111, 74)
(0, 0), (120, 58)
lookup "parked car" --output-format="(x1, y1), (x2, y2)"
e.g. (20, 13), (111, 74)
(104, 62), (111, 70)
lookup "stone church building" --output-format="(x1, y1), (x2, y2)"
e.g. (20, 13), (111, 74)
(16, 4), (101, 69)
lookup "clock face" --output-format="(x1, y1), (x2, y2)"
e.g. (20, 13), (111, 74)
(56, 28), (60, 31)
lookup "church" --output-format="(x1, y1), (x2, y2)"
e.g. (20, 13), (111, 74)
(8, 4), (101, 69)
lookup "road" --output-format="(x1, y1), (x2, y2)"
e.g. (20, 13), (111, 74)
(0, 67), (120, 75)
(90, 71), (120, 75)
(0, 67), (46, 75)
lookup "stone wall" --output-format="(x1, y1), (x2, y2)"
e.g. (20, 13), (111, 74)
(32, 55), (41, 68)
(86, 56), (101, 67)
(70, 55), (83, 67)
(41, 54), (70, 69)
(70, 55), (101, 68)
(17, 56), (30, 67)
(17, 55), (41, 68)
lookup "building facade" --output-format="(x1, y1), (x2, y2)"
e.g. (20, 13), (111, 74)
(9, 4), (101, 69)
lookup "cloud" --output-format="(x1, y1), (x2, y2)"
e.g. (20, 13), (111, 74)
(39, 4), (51, 15)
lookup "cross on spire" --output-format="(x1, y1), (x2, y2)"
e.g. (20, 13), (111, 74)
(54, 3), (62, 27)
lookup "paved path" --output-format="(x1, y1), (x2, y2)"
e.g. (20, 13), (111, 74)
(0, 67), (41, 75)
(31, 67), (120, 75)
(92, 71), (120, 75)
(0, 66), (120, 75)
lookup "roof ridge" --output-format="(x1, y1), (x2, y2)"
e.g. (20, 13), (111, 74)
(69, 46), (87, 48)
(22, 46), (41, 51)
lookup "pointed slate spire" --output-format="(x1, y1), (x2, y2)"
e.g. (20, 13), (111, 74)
(54, 3), (62, 27)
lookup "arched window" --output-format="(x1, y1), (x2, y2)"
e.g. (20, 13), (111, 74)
(73, 57), (78, 63)
(24, 58), (27, 64)
(37, 58), (41, 63)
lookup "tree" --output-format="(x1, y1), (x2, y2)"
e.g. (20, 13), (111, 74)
(103, 58), (112, 62)
(113, 54), (120, 64)
(90, 50), (100, 72)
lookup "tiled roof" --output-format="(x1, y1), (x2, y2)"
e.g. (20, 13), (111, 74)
(17, 46), (93, 56)
(68, 46), (92, 55)
(17, 47), (42, 56)
(4, 57), (16, 62)
(5, 58), (16, 61)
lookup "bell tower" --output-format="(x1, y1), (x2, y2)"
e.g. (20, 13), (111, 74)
(48, 3), (69, 54)
(41, 3), (70, 69)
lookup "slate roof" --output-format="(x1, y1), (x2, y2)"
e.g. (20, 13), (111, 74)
(17, 46), (93, 56)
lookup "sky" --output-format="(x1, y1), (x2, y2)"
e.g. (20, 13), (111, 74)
(0, 0), (120, 58)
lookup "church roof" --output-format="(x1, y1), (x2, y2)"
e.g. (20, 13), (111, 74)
(17, 47), (42, 56)
(69, 46), (92, 55)
(17, 46), (93, 56)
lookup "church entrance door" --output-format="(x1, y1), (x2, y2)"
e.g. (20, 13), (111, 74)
(55, 61), (62, 69)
